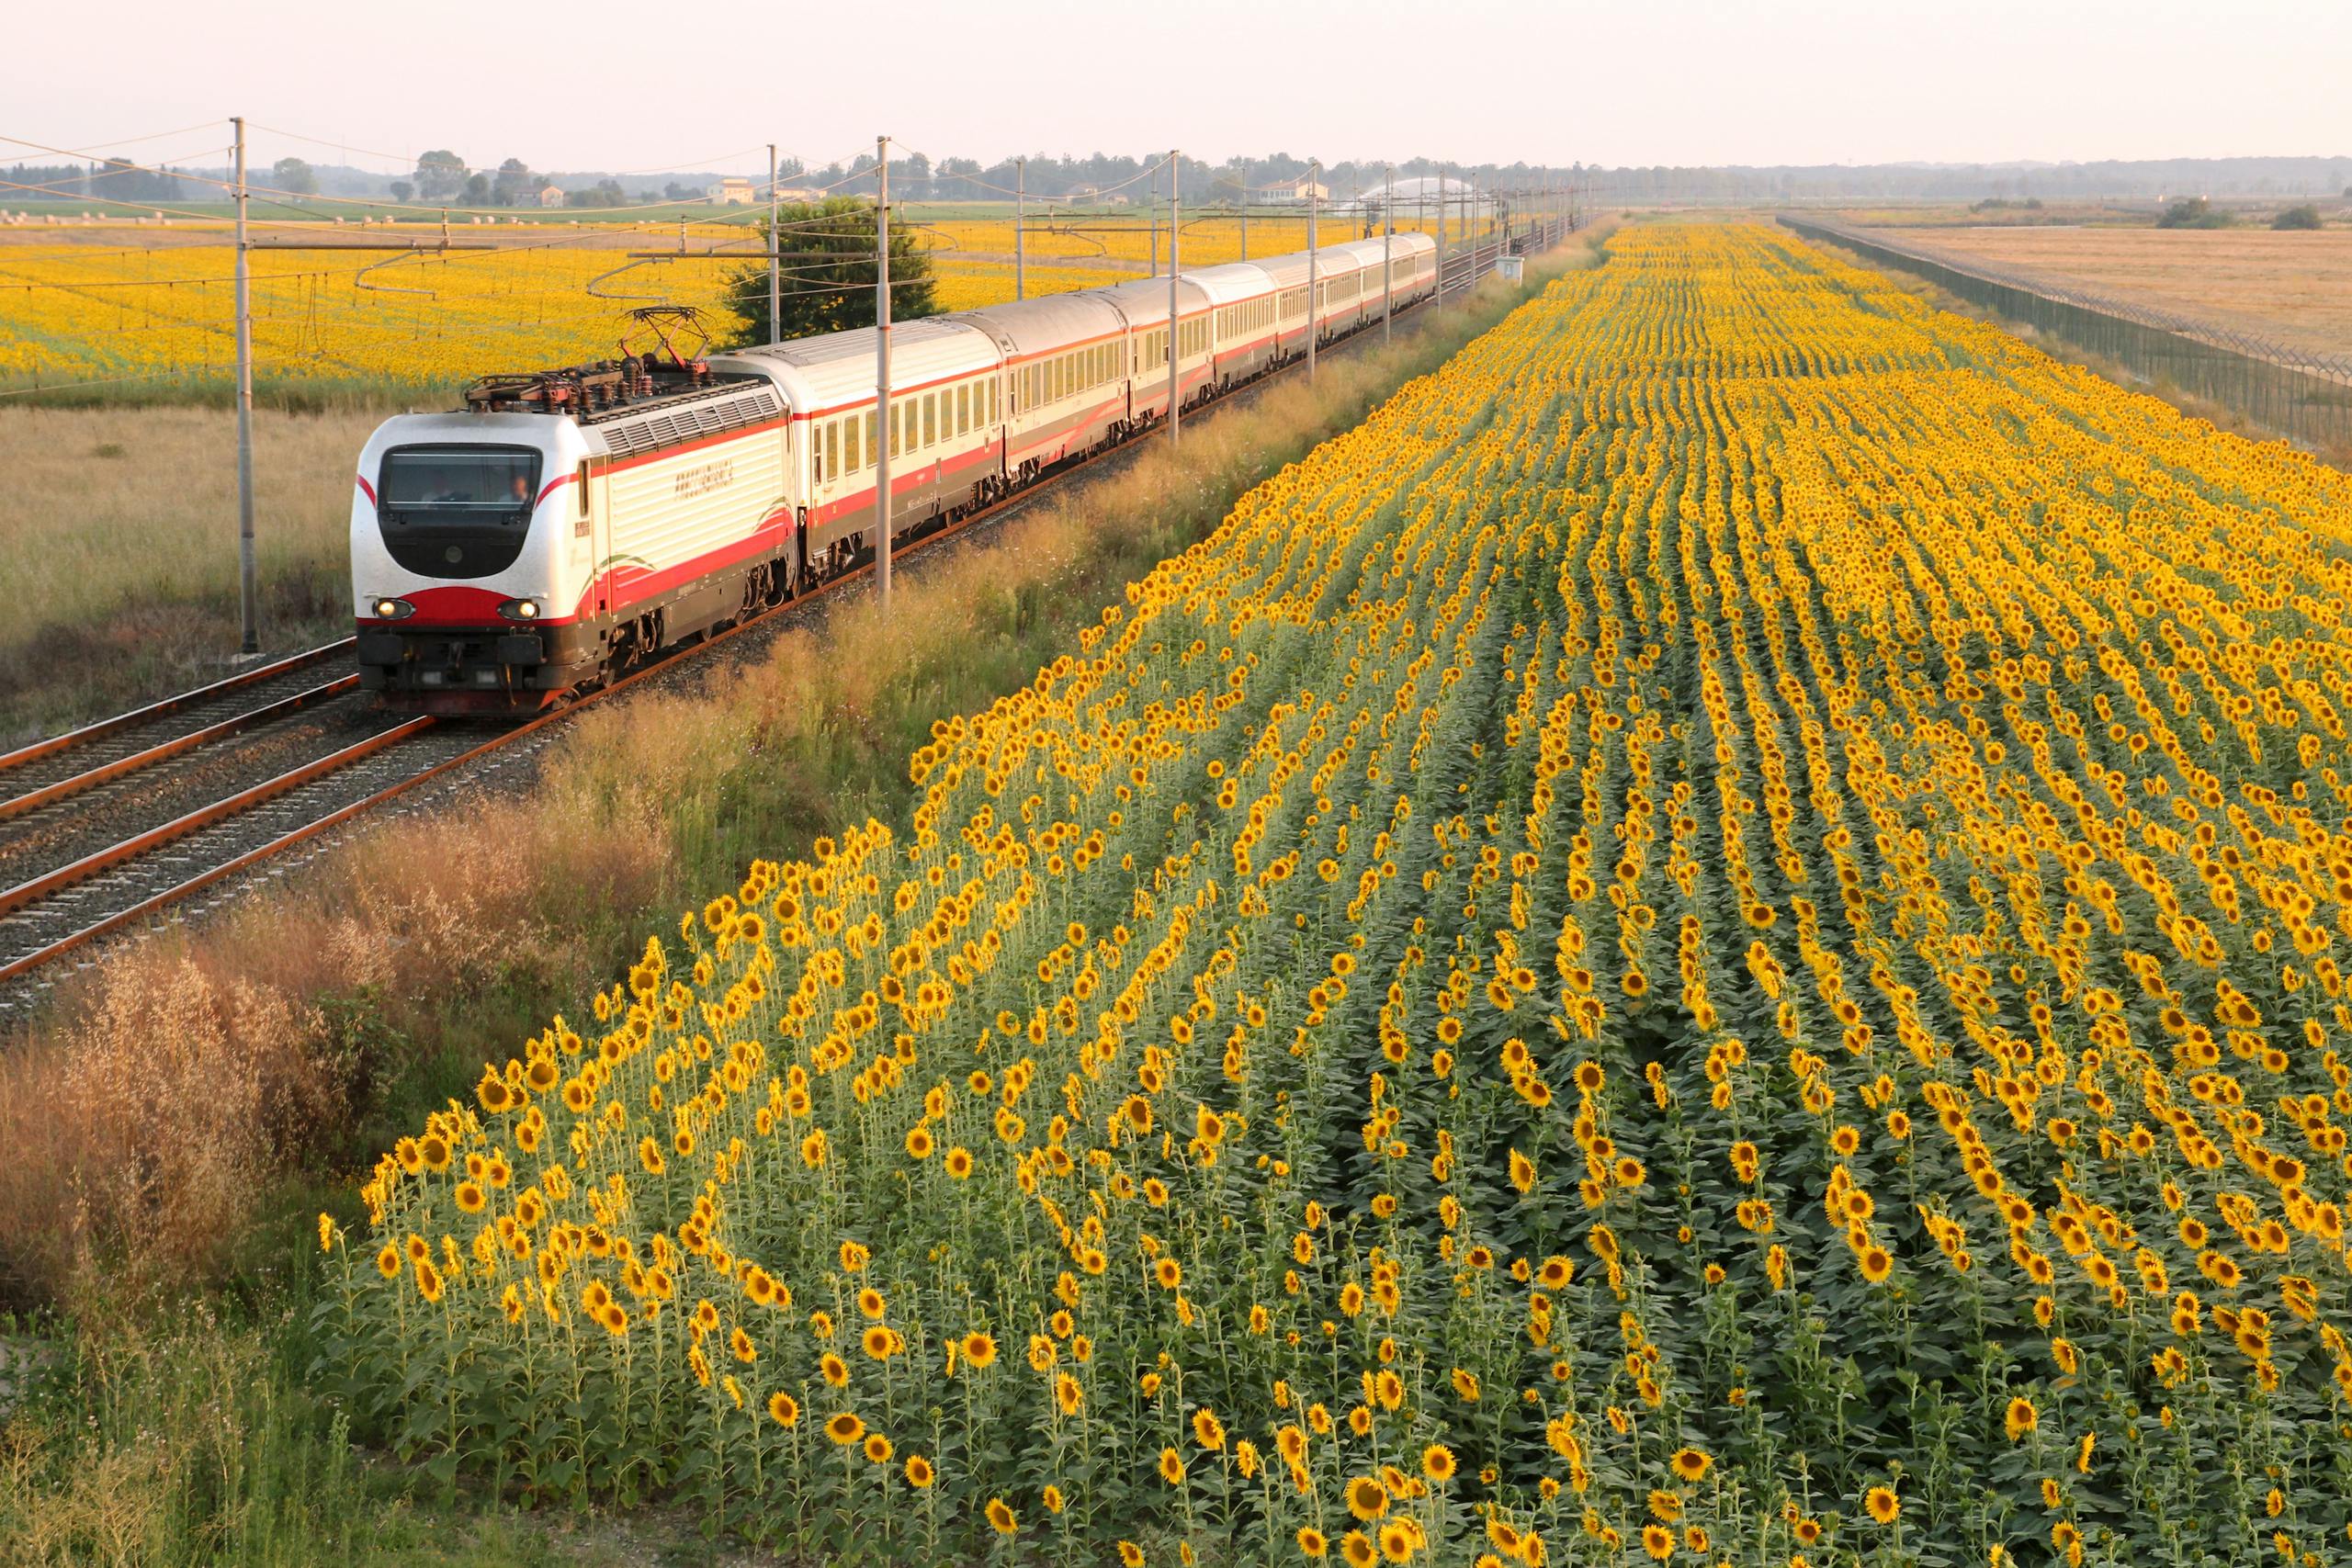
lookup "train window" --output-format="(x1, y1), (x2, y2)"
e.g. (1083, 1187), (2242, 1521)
(575, 461), (590, 520)
(956, 383), (968, 434)
(888, 402), (901, 458)
(922, 394), (935, 448)
(826, 421), (841, 481)
(845, 415), (861, 473)
(863, 412), (876, 467)
(373, 445), (538, 580)
(812, 427), (825, 484)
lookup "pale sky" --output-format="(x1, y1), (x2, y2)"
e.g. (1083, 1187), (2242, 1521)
(9, 0), (2346, 179)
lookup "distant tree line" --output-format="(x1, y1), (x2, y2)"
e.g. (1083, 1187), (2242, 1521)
(4, 159), (187, 202)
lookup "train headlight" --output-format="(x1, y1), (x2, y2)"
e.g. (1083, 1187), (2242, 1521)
(497, 597), (542, 621)
(369, 596), (415, 620)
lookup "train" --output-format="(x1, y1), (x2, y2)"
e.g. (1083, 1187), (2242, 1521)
(348, 231), (1440, 712)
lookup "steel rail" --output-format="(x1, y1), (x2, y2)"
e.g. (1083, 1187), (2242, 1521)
(0, 716), (434, 920)
(0, 674), (360, 822)
(0, 637), (357, 774)
(0, 253), (1534, 992)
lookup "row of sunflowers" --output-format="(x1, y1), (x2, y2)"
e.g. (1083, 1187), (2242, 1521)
(319, 222), (2352, 1566)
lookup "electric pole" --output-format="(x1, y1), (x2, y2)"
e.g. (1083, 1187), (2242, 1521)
(875, 135), (892, 609)
(1383, 164), (1393, 345)
(1306, 159), (1319, 384)
(233, 115), (256, 656)
(1168, 150), (1180, 449)
(766, 143), (780, 345)
(1014, 156), (1025, 301)
(1435, 165), (1447, 305)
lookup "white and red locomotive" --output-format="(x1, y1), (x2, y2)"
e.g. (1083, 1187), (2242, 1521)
(349, 232), (1439, 711)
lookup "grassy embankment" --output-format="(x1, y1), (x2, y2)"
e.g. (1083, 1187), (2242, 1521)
(0, 228), (1612, 1566)
(0, 403), (379, 744)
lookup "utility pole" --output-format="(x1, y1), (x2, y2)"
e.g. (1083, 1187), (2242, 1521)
(1014, 156), (1025, 301)
(1435, 165), (1447, 306)
(1148, 163), (1159, 279)
(1382, 164), (1393, 345)
(232, 116), (256, 656)
(1238, 158), (1247, 260)
(875, 135), (892, 609)
(1167, 150), (1181, 449)
(1306, 159), (1319, 384)
(766, 143), (780, 344)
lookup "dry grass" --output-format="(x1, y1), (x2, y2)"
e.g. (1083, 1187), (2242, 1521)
(1910, 224), (2352, 358)
(1809, 230), (2352, 469)
(0, 404), (380, 744)
(0, 774), (674, 1307)
(0, 252), (1593, 1314)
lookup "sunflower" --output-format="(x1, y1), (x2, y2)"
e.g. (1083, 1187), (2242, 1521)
(944, 1146), (975, 1179)
(1376, 1520), (1415, 1562)
(903, 1452), (933, 1486)
(1422, 1443), (1456, 1483)
(1642, 1523), (1675, 1561)
(1346, 1473), (1390, 1520)
(985, 1496), (1018, 1536)
(766, 1391), (799, 1427)
(864, 1432), (893, 1464)
(1865, 1485), (1900, 1525)
(1118, 1542), (1146, 1567)
(1193, 1407), (1226, 1450)
(861, 1325), (898, 1360)
(1297, 1527), (1330, 1558)
(1339, 1532), (1377, 1568)
(962, 1330), (999, 1369)
(1159, 1446), (1187, 1484)
(1669, 1447), (1711, 1483)
(825, 1411), (865, 1446)
(2005, 1395), (2039, 1441)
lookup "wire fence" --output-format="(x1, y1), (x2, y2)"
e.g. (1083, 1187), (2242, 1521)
(1779, 214), (2352, 454)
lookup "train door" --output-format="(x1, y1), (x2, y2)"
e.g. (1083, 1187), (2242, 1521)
(571, 458), (610, 621)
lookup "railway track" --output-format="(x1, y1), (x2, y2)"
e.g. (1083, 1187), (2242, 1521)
(0, 253), (1555, 1008)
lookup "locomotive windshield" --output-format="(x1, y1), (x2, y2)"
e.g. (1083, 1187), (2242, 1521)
(375, 446), (541, 579)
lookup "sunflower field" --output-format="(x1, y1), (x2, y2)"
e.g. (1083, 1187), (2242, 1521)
(0, 213), (1460, 400)
(321, 222), (2352, 1567)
